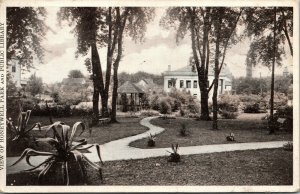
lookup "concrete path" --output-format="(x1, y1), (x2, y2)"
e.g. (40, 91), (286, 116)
(7, 116), (289, 174)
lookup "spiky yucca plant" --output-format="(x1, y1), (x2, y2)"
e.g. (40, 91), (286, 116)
(226, 133), (235, 141)
(10, 121), (104, 185)
(147, 133), (156, 147)
(6, 107), (41, 141)
(167, 144), (180, 162)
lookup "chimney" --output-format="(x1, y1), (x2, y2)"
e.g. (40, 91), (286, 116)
(168, 65), (171, 71)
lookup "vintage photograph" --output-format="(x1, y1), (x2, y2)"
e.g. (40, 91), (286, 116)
(1, 0), (298, 192)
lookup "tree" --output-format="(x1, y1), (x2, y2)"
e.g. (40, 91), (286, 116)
(161, 8), (214, 120)
(244, 7), (293, 134)
(210, 8), (242, 130)
(58, 7), (110, 124)
(110, 8), (155, 122)
(26, 73), (44, 97)
(58, 7), (154, 124)
(68, 69), (85, 78)
(7, 7), (48, 70)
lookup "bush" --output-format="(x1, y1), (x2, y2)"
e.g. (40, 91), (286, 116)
(264, 93), (288, 109)
(159, 99), (171, 114)
(150, 95), (160, 111)
(219, 110), (239, 119)
(244, 103), (260, 113)
(140, 110), (160, 117)
(218, 94), (239, 119)
(274, 105), (293, 131)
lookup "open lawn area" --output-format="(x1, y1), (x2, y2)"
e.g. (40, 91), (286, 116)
(7, 148), (293, 185)
(130, 113), (293, 149)
(7, 116), (147, 157)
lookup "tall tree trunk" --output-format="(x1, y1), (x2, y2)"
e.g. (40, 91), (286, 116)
(212, 11), (222, 130)
(269, 7), (277, 134)
(111, 66), (119, 123)
(110, 8), (128, 122)
(91, 42), (104, 125)
(188, 7), (211, 121)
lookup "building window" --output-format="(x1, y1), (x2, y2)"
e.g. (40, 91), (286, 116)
(12, 65), (16, 73)
(180, 80), (184, 88)
(186, 80), (191, 88)
(193, 94), (197, 98)
(193, 80), (197, 88)
(168, 79), (176, 88)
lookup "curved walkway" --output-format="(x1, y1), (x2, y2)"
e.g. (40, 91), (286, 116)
(7, 116), (289, 174)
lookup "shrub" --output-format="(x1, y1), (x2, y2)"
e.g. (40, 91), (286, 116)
(179, 122), (190, 136)
(226, 133), (235, 141)
(220, 110), (239, 119)
(10, 122), (103, 185)
(218, 94), (239, 119)
(283, 142), (293, 151)
(167, 144), (180, 162)
(159, 99), (171, 114)
(140, 110), (160, 117)
(7, 107), (41, 141)
(244, 103), (260, 113)
(274, 105), (293, 131)
(147, 133), (156, 147)
(150, 95), (160, 111)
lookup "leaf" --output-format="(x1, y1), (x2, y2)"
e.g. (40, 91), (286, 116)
(24, 110), (32, 127)
(24, 122), (41, 134)
(38, 160), (55, 184)
(95, 144), (104, 165)
(65, 161), (70, 185)
(70, 139), (88, 151)
(10, 148), (55, 167)
(69, 122), (86, 144)
(24, 156), (54, 172)
(71, 150), (84, 180)
(82, 155), (101, 170)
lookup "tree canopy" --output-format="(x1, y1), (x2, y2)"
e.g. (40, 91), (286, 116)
(68, 69), (85, 78)
(7, 7), (48, 70)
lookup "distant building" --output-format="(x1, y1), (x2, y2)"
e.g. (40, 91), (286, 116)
(163, 65), (232, 100)
(8, 59), (28, 87)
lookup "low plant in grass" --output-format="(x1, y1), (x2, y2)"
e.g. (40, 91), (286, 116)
(226, 133), (235, 141)
(167, 144), (180, 162)
(10, 121), (104, 185)
(140, 110), (160, 117)
(147, 133), (156, 147)
(283, 142), (293, 151)
(179, 122), (190, 137)
(6, 106), (41, 141)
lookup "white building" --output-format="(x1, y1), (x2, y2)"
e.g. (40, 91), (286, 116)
(163, 65), (232, 101)
(8, 59), (28, 87)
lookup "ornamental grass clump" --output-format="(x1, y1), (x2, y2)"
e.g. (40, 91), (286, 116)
(10, 121), (104, 185)
(167, 144), (180, 163)
(179, 122), (189, 137)
(226, 133), (235, 141)
(147, 133), (156, 147)
(6, 105), (41, 141)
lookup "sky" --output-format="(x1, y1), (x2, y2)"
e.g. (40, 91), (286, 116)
(26, 7), (293, 84)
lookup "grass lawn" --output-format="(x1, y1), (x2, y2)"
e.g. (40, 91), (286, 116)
(7, 148), (293, 185)
(130, 113), (293, 149)
(7, 116), (147, 157)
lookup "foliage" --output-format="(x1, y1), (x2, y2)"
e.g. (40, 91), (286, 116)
(159, 99), (172, 114)
(167, 144), (180, 163)
(26, 73), (44, 97)
(68, 69), (85, 78)
(147, 133), (156, 147)
(7, 7), (47, 69)
(218, 94), (239, 118)
(140, 110), (160, 117)
(51, 92), (60, 103)
(150, 95), (160, 111)
(6, 106), (41, 141)
(118, 71), (163, 86)
(283, 142), (293, 151)
(10, 122), (103, 185)
(273, 105), (293, 132)
(120, 94), (128, 112)
(6, 73), (19, 97)
(179, 122), (190, 137)
(226, 133), (235, 141)
(239, 94), (267, 112)
(244, 103), (260, 113)
(232, 77), (268, 95)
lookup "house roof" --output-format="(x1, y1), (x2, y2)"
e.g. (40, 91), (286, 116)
(117, 81), (145, 94)
(164, 65), (232, 78)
